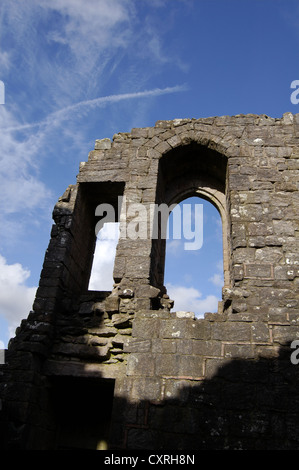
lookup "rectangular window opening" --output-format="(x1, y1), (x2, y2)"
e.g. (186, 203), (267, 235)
(88, 222), (120, 292)
(50, 377), (115, 450)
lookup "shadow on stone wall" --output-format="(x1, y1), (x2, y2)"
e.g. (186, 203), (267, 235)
(110, 342), (299, 451)
(1, 342), (299, 450)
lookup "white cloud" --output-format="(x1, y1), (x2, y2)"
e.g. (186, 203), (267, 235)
(209, 273), (224, 287)
(88, 223), (120, 291)
(0, 1), (130, 108)
(166, 283), (218, 317)
(1, 0), (188, 132)
(0, 0), (191, 344)
(2, 0), (187, 104)
(41, 0), (135, 98)
(44, 0), (132, 51)
(209, 260), (224, 287)
(0, 83), (185, 242)
(0, 107), (52, 248)
(0, 254), (37, 342)
(0, 107), (52, 216)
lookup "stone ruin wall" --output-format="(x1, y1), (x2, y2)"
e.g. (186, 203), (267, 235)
(1, 113), (299, 450)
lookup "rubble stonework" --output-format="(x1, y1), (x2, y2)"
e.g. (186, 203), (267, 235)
(1, 113), (299, 450)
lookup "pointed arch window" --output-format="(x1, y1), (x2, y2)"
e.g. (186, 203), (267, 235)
(150, 141), (231, 315)
(164, 196), (224, 317)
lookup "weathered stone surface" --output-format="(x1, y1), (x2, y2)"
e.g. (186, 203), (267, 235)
(105, 295), (120, 313)
(94, 138), (111, 150)
(2, 113), (299, 451)
(111, 313), (132, 328)
(52, 342), (110, 360)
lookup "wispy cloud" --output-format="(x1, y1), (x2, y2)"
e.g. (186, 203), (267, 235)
(0, 0), (190, 344)
(0, 51), (10, 71)
(0, 108), (52, 216)
(0, 84), (186, 232)
(2, 0), (187, 109)
(3, 85), (187, 133)
(44, 0), (133, 53)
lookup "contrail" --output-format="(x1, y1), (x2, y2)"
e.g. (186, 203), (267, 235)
(2, 85), (188, 132)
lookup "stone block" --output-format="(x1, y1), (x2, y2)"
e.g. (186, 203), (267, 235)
(132, 317), (160, 339)
(51, 342), (110, 360)
(244, 264), (273, 279)
(155, 354), (179, 376)
(113, 256), (126, 281)
(94, 138), (111, 150)
(152, 339), (177, 354)
(186, 319), (211, 339)
(211, 322), (251, 342)
(135, 284), (160, 299)
(179, 355), (204, 377)
(130, 377), (162, 401)
(273, 220), (295, 235)
(175, 311), (195, 319)
(247, 222), (273, 236)
(255, 247), (283, 263)
(167, 134), (182, 148)
(127, 353), (155, 376)
(131, 127), (149, 138)
(192, 340), (222, 357)
(251, 322), (271, 342)
(233, 264), (244, 281)
(229, 174), (251, 190)
(105, 295), (120, 313)
(126, 256), (151, 278)
(205, 357), (232, 379)
(160, 318), (188, 339)
(272, 325), (299, 344)
(111, 313), (132, 328)
(223, 343), (255, 359)
(135, 298), (151, 310)
(123, 338), (151, 353)
(176, 339), (193, 355)
(163, 379), (192, 402)
(233, 247), (255, 263)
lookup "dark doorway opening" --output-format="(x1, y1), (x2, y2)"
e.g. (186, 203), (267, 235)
(50, 376), (115, 450)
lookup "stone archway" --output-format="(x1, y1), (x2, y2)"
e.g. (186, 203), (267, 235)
(149, 141), (231, 298)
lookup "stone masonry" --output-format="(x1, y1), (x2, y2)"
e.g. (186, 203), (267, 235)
(1, 113), (299, 450)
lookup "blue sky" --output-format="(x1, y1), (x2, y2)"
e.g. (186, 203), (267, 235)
(0, 0), (298, 347)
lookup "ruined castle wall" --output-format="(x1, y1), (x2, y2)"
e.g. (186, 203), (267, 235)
(1, 113), (299, 450)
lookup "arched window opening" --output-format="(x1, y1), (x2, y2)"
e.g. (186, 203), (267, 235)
(164, 196), (224, 318)
(88, 222), (120, 292)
